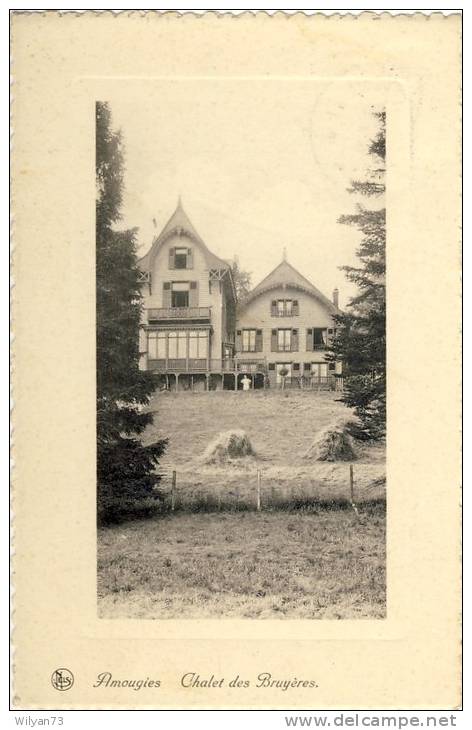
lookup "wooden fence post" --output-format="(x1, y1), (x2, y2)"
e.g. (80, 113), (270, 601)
(349, 464), (359, 516)
(171, 470), (177, 511)
(256, 469), (261, 511)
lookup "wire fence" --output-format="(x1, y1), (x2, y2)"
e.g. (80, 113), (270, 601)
(153, 465), (386, 514)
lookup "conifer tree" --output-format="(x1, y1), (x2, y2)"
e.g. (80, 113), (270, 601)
(330, 111), (386, 440)
(231, 258), (252, 300)
(96, 102), (166, 522)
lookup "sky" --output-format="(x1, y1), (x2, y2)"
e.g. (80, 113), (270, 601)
(109, 80), (385, 307)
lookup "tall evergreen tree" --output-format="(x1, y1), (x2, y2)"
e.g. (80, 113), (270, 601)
(231, 257), (252, 300)
(330, 111), (386, 440)
(96, 102), (166, 523)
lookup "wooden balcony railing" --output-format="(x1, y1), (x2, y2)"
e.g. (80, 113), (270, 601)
(147, 307), (211, 322)
(275, 375), (336, 390)
(235, 360), (267, 373)
(147, 358), (267, 374)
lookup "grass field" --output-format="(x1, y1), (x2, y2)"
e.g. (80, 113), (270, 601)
(145, 389), (358, 467)
(98, 506), (386, 619)
(98, 390), (386, 619)
(142, 390), (386, 509)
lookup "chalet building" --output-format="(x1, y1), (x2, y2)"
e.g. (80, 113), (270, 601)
(137, 200), (239, 391)
(236, 257), (342, 388)
(138, 201), (342, 391)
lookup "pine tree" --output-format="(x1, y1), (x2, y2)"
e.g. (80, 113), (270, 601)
(330, 111), (386, 440)
(96, 102), (167, 523)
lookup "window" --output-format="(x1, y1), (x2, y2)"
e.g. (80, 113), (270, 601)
(148, 332), (157, 359)
(242, 329), (257, 352)
(293, 362), (300, 371)
(170, 247), (193, 270)
(168, 331), (187, 359)
(168, 332), (177, 359)
(148, 330), (209, 362)
(157, 332), (166, 359)
(277, 329), (292, 352)
(177, 331), (187, 358)
(272, 328), (298, 352)
(313, 328), (328, 348)
(189, 330), (208, 359)
(272, 299), (298, 316)
(171, 282), (190, 308)
(311, 363), (328, 377)
(148, 331), (167, 359)
(174, 247), (189, 269)
(188, 331), (198, 359)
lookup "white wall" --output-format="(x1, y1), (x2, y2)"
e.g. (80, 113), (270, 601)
(236, 287), (336, 366)
(140, 233), (225, 363)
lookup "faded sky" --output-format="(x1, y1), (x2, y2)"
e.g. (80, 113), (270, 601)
(109, 81), (385, 307)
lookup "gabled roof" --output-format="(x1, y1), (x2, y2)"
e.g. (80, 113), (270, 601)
(239, 258), (340, 314)
(138, 199), (231, 273)
(158, 197), (204, 245)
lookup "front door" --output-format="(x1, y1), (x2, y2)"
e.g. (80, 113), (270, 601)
(276, 362), (292, 384)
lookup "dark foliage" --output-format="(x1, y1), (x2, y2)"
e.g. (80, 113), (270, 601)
(231, 258), (252, 300)
(329, 111), (386, 440)
(96, 102), (167, 524)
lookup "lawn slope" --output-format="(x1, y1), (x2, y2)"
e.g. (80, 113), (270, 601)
(98, 508), (386, 619)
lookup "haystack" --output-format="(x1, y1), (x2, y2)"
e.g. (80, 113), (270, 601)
(201, 430), (256, 465)
(304, 423), (357, 462)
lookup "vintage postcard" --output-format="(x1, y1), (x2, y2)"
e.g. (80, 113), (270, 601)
(11, 11), (461, 709)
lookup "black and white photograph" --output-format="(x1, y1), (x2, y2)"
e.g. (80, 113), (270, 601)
(96, 84), (387, 620)
(11, 10), (461, 711)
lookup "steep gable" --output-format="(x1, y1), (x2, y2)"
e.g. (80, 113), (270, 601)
(240, 259), (340, 314)
(138, 199), (231, 273)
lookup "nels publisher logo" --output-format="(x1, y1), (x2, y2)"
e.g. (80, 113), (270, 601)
(51, 668), (74, 691)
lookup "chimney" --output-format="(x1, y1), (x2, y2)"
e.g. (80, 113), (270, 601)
(333, 288), (339, 308)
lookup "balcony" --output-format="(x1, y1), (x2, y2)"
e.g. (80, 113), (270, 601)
(235, 359), (267, 374)
(274, 375), (336, 390)
(148, 358), (208, 373)
(147, 306), (211, 323)
(146, 358), (267, 374)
